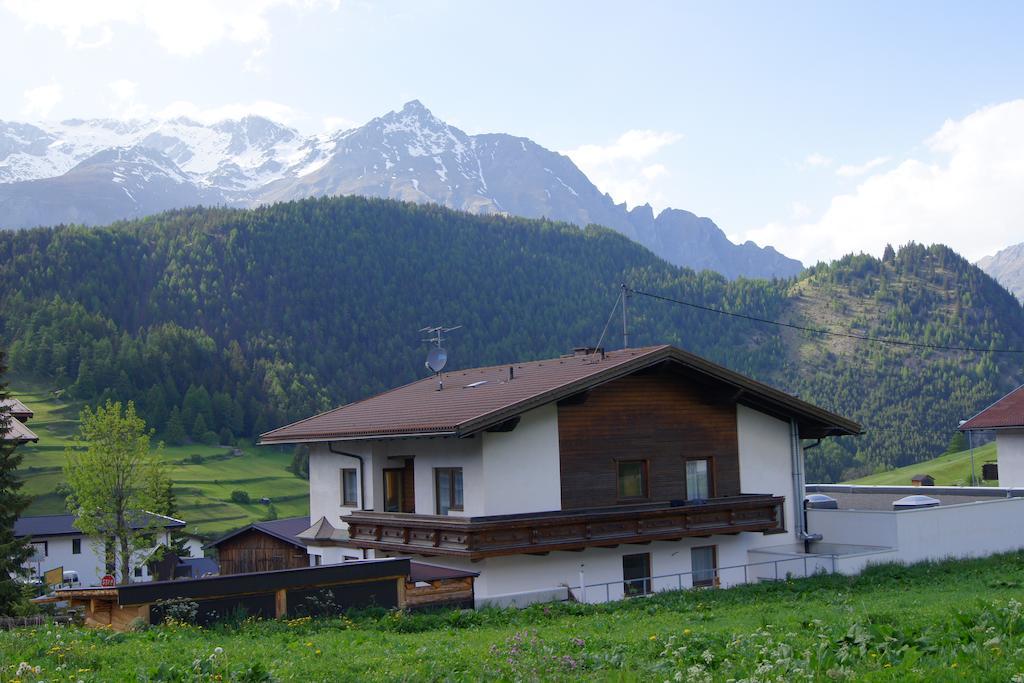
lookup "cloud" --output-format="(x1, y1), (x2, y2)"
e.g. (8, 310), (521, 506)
(1, 0), (337, 57)
(803, 152), (833, 168)
(322, 115), (357, 132)
(743, 100), (1024, 264)
(836, 156), (890, 177)
(22, 82), (63, 118)
(564, 130), (683, 209)
(155, 99), (300, 124)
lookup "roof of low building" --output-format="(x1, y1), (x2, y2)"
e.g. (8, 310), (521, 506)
(206, 516), (312, 550)
(2, 416), (38, 442)
(14, 512), (187, 538)
(960, 385), (1024, 431)
(1, 397), (33, 421)
(260, 345), (861, 444)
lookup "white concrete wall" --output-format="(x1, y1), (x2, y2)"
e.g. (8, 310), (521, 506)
(481, 404), (561, 515)
(380, 437), (484, 517)
(997, 430), (1024, 488)
(736, 404), (796, 544)
(808, 498), (1024, 565)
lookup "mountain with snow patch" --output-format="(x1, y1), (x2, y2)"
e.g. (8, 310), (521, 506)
(0, 101), (801, 279)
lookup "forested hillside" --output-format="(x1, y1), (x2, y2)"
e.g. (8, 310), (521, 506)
(1, 196), (1021, 481)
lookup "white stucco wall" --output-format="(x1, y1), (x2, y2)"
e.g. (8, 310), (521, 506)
(308, 441), (373, 528)
(736, 404), (796, 544)
(480, 404), (561, 515)
(405, 535), (756, 607)
(997, 430), (1024, 487)
(381, 437), (483, 517)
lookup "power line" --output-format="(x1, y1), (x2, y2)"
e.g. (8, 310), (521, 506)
(627, 287), (1024, 355)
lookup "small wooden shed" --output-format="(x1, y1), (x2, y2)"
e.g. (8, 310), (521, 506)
(207, 517), (311, 575)
(911, 474), (935, 487)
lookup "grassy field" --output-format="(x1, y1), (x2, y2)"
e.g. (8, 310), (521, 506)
(10, 378), (309, 538)
(5, 553), (1024, 680)
(848, 442), (998, 487)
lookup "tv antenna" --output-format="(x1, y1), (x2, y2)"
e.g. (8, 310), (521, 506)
(420, 325), (461, 390)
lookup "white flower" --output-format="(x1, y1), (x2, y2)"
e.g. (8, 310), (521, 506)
(214, 646), (224, 655)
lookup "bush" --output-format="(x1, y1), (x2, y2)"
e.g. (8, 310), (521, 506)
(200, 430), (219, 445)
(230, 490), (251, 504)
(189, 453), (203, 464)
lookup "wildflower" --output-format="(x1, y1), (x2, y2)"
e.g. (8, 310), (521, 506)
(649, 635), (658, 640)
(683, 629), (692, 636)
(316, 649), (322, 655)
(214, 646), (223, 655)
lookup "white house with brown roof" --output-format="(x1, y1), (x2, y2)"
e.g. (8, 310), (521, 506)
(960, 384), (1024, 487)
(261, 345), (860, 606)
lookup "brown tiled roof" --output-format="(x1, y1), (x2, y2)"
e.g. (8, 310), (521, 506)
(260, 345), (860, 445)
(960, 385), (1024, 430)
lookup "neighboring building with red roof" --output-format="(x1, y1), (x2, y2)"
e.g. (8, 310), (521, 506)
(960, 384), (1024, 487)
(262, 345), (859, 607)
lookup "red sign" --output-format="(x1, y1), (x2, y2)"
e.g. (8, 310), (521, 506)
(100, 574), (115, 587)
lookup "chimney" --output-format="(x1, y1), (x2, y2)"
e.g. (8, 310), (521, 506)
(572, 346), (603, 357)
(508, 366), (514, 381)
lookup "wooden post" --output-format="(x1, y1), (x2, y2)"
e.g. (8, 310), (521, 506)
(396, 577), (407, 609)
(275, 589), (287, 618)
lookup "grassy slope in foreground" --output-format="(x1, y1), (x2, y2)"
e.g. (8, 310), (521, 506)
(847, 442), (998, 486)
(11, 379), (308, 538)
(5, 553), (1024, 680)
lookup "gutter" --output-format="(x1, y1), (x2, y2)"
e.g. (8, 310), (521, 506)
(801, 438), (823, 552)
(790, 419), (823, 550)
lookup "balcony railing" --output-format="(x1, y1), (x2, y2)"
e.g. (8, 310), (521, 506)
(346, 494), (785, 559)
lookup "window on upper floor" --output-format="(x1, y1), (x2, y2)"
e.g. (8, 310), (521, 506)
(341, 468), (358, 507)
(72, 538), (81, 555)
(30, 541), (47, 560)
(685, 458), (712, 501)
(134, 566), (143, 578)
(435, 467), (464, 515)
(616, 460), (648, 500)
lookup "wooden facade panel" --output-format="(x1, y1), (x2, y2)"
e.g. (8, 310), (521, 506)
(216, 529), (309, 575)
(558, 366), (741, 509)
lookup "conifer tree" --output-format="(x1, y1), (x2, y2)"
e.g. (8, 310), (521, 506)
(0, 351), (33, 615)
(164, 407), (187, 446)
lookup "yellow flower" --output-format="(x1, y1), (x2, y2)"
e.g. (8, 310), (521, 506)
(306, 642), (313, 647)
(316, 649), (322, 655)
(649, 635), (657, 640)
(683, 629), (692, 636)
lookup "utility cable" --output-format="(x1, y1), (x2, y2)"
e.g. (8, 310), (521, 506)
(627, 287), (1024, 354)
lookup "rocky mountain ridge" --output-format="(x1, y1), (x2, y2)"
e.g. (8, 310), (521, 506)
(0, 101), (801, 279)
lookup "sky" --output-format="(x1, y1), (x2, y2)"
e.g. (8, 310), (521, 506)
(3, 0), (1024, 265)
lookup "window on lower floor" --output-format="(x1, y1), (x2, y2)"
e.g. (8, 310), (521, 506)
(72, 538), (81, 555)
(622, 552), (652, 596)
(30, 541), (47, 560)
(312, 554), (322, 566)
(134, 566), (143, 578)
(685, 458), (712, 500)
(435, 467), (464, 515)
(617, 460), (648, 500)
(692, 545), (717, 587)
(341, 468), (358, 507)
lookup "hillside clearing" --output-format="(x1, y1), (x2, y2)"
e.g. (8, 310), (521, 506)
(10, 378), (308, 538)
(848, 442), (998, 487)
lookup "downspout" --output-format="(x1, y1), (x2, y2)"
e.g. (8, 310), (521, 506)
(790, 419), (823, 551)
(802, 438), (823, 553)
(328, 442), (370, 560)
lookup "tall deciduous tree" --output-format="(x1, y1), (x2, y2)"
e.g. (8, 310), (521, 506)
(0, 350), (33, 614)
(64, 401), (170, 584)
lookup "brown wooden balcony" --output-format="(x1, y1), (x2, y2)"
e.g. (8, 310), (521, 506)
(345, 494), (785, 559)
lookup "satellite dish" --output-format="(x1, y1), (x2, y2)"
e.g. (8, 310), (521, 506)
(426, 347), (448, 373)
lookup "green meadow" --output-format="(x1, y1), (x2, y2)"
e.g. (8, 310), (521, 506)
(10, 379), (308, 538)
(848, 442), (998, 487)
(4, 553), (1024, 681)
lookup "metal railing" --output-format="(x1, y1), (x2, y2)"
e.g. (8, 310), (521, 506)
(570, 553), (840, 604)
